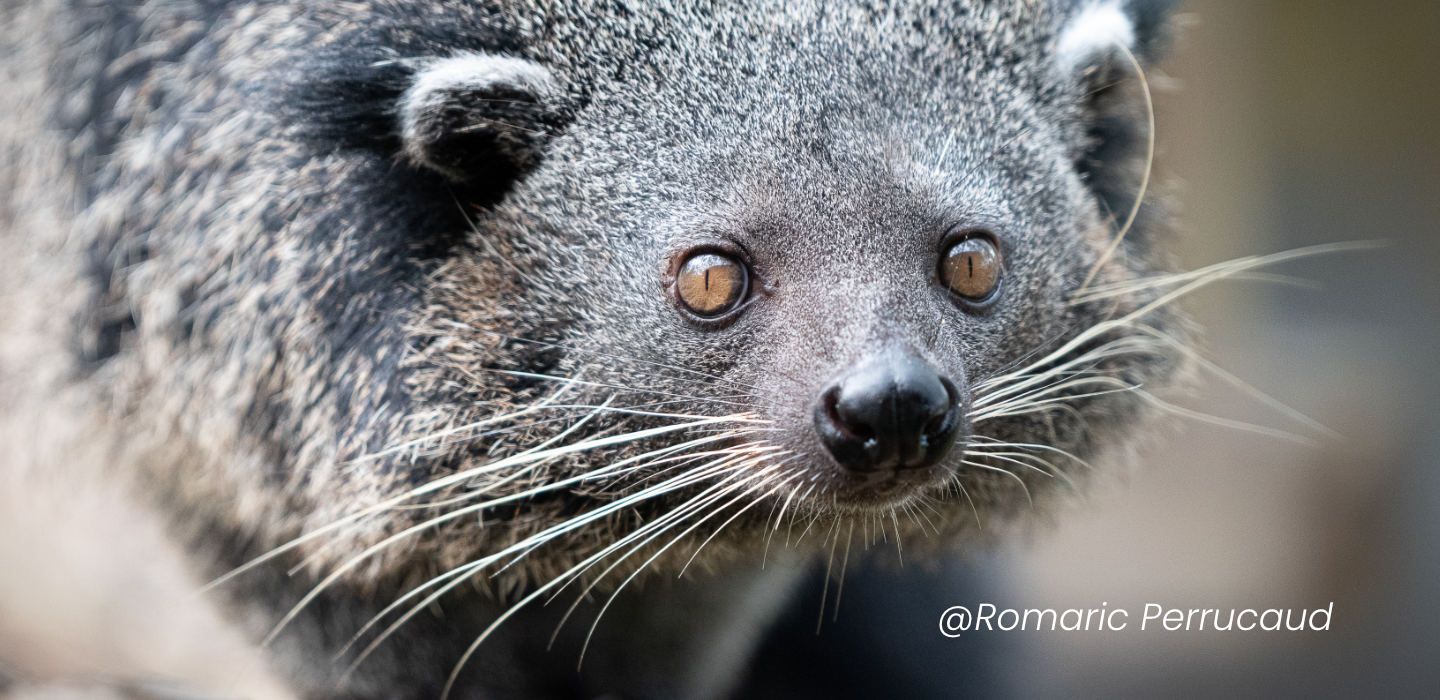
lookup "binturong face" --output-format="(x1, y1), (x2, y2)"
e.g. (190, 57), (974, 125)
(389, 0), (1182, 576)
(127, 1), (1182, 603)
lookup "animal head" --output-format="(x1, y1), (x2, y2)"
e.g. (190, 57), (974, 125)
(79, 0), (1183, 589)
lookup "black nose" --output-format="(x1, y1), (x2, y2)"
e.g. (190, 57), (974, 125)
(814, 350), (966, 473)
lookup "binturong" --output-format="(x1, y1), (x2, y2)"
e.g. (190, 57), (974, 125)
(0, 0), (1185, 697)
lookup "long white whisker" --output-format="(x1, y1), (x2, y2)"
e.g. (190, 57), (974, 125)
(949, 471), (982, 530)
(973, 383), (1141, 421)
(440, 462), (783, 699)
(677, 458), (800, 577)
(832, 521), (854, 623)
(1072, 241), (1383, 304)
(966, 448), (1065, 479)
(541, 460), (775, 645)
(341, 456), (756, 673)
(260, 424), (766, 644)
(206, 415), (764, 594)
(969, 435), (1095, 471)
(815, 517), (842, 635)
(1077, 38), (1155, 293)
(1129, 323), (1338, 437)
(499, 446), (784, 576)
(566, 464), (795, 666)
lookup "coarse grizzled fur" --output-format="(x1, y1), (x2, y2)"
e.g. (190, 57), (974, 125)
(0, 0), (1182, 698)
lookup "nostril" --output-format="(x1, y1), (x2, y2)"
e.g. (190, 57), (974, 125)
(939, 375), (962, 407)
(823, 385), (873, 442)
(923, 411), (949, 437)
(924, 376), (963, 437)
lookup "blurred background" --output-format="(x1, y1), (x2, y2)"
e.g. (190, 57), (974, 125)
(1007, 2), (1439, 694)
(751, 2), (1440, 696)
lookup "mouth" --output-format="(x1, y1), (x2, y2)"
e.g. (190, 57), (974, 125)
(818, 462), (955, 512)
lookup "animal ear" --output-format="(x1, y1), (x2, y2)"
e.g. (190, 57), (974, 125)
(398, 53), (565, 191)
(1055, 1), (1178, 244)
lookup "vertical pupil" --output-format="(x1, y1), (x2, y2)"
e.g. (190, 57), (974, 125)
(676, 253), (747, 317)
(942, 236), (1000, 300)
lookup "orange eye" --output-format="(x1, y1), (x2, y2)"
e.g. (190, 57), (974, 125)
(940, 234), (1003, 301)
(675, 252), (749, 317)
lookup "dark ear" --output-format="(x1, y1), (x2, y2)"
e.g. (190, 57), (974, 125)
(398, 53), (564, 191)
(1056, 1), (1178, 245)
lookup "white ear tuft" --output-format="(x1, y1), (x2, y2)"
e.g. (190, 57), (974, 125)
(1056, 2), (1137, 71)
(398, 53), (557, 179)
(403, 53), (555, 109)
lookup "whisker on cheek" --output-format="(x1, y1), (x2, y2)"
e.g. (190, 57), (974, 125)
(961, 459), (1035, 506)
(545, 462), (800, 662)
(438, 459), (791, 698)
(209, 416), (768, 633)
(341, 451), (774, 674)
(969, 435), (1096, 471)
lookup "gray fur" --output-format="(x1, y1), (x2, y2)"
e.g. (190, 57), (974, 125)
(0, 0), (1181, 697)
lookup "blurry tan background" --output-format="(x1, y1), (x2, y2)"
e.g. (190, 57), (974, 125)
(1004, 1), (1440, 695)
